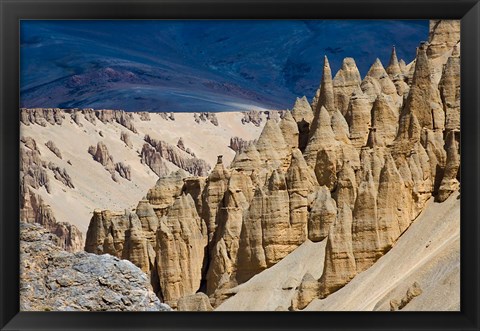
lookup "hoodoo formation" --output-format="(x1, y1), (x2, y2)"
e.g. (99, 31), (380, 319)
(20, 20), (460, 311)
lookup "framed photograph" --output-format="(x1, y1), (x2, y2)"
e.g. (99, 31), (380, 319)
(1, 0), (479, 330)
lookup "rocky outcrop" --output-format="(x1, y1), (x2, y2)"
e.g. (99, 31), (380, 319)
(120, 131), (133, 148)
(49, 221), (84, 253)
(138, 112), (151, 121)
(177, 138), (186, 151)
(21, 136), (39, 152)
(146, 170), (186, 217)
(333, 57), (362, 115)
(402, 45), (443, 130)
(175, 138), (197, 157)
(363, 59), (399, 107)
(84, 208), (154, 286)
(291, 96), (314, 151)
(376, 154), (409, 244)
(311, 56), (335, 117)
(331, 109), (351, 144)
(351, 170), (381, 273)
(157, 112), (175, 121)
(229, 137), (254, 153)
(235, 186), (268, 283)
(241, 110), (263, 126)
(20, 108), (65, 126)
(45, 140), (62, 159)
(48, 162), (75, 188)
(437, 131), (460, 202)
(280, 111), (300, 150)
(115, 162), (132, 181)
(143, 134), (211, 177)
(291, 273), (319, 310)
(85, 182), (207, 309)
(371, 94), (399, 146)
(177, 293), (213, 311)
(286, 149), (317, 244)
(304, 106), (337, 168)
(20, 144), (51, 194)
(156, 194), (207, 308)
(71, 109), (83, 126)
(84, 209), (130, 256)
(308, 186), (337, 242)
(439, 55), (460, 131)
(20, 222), (170, 311)
(140, 143), (170, 177)
(94, 109), (137, 133)
(390, 282), (423, 311)
(255, 119), (291, 171)
(183, 176), (207, 214)
(345, 89), (372, 148)
(261, 170), (293, 267)
(89, 142), (117, 181)
(202, 156), (230, 243)
(319, 204), (356, 297)
(82, 108), (97, 125)
(291, 96), (314, 125)
(386, 46), (402, 79)
(236, 164), (313, 284)
(427, 20), (460, 60)
(230, 143), (262, 173)
(194, 112), (219, 126)
(206, 170), (253, 295)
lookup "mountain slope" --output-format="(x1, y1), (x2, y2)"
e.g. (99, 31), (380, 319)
(20, 20), (428, 111)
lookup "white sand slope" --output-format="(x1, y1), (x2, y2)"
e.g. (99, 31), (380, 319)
(306, 191), (460, 311)
(216, 191), (460, 311)
(216, 240), (327, 311)
(21, 111), (265, 235)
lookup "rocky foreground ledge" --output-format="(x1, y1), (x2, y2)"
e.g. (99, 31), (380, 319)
(20, 222), (171, 311)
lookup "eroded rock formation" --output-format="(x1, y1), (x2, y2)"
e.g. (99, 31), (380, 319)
(21, 108), (65, 126)
(115, 162), (132, 181)
(194, 112), (219, 126)
(143, 134), (210, 177)
(45, 140), (62, 159)
(241, 110), (263, 126)
(83, 19), (460, 311)
(229, 137), (254, 153)
(95, 109), (138, 133)
(20, 137), (82, 252)
(89, 142), (118, 181)
(120, 131), (133, 148)
(291, 96), (314, 151)
(48, 162), (75, 188)
(156, 194), (207, 307)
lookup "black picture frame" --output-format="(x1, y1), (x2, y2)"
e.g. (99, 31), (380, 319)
(1, 0), (479, 330)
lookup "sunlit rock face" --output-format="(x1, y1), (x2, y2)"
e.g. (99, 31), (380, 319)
(81, 20), (461, 311)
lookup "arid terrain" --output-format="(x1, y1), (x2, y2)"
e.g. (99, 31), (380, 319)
(20, 19), (460, 311)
